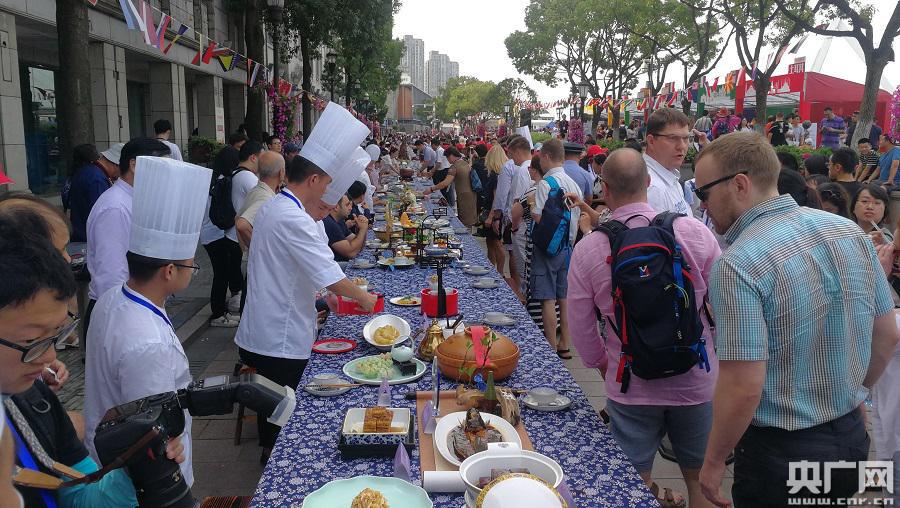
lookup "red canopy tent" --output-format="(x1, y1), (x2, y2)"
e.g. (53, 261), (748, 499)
(798, 72), (892, 141)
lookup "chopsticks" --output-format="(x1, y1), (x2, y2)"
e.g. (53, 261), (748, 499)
(304, 383), (365, 389)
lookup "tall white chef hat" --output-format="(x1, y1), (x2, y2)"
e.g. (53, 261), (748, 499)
(365, 144), (381, 162)
(517, 126), (534, 149)
(298, 102), (370, 179)
(322, 147), (370, 206)
(129, 156), (213, 260)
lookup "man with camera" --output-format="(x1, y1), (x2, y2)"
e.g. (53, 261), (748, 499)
(0, 209), (184, 507)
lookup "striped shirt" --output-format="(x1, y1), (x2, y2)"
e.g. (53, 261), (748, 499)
(710, 195), (894, 431)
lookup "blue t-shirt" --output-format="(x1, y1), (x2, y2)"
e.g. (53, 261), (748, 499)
(562, 159), (594, 200)
(878, 147), (900, 183)
(69, 163), (111, 242)
(322, 214), (351, 261)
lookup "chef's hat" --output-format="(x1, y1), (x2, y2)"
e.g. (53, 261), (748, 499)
(365, 144), (381, 162)
(298, 102), (369, 179)
(322, 147), (370, 206)
(517, 126), (534, 149)
(129, 156), (213, 260)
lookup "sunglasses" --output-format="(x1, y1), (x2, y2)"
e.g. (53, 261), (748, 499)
(693, 171), (748, 202)
(0, 311), (79, 363)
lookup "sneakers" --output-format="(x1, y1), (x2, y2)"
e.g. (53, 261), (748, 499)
(228, 292), (242, 314)
(210, 314), (240, 328)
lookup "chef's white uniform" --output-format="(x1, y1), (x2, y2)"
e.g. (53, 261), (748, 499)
(83, 284), (194, 486)
(235, 189), (345, 359)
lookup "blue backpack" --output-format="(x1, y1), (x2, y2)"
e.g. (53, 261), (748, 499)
(597, 212), (711, 392)
(469, 167), (482, 193)
(531, 176), (571, 256)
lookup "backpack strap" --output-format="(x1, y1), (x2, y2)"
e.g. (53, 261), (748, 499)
(596, 219), (627, 247)
(544, 174), (561, 192)
(651, 211), (685, 235)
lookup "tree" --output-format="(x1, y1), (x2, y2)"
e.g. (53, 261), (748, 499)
(284, 0), (337, 137)
(241, 0), (265, 141)
(433, 76), (480, 122)
(774, 0), (900, 146)
(56, 0), (93, 170)
(486, 78), (538, 118)
(705, 0), (805, 133)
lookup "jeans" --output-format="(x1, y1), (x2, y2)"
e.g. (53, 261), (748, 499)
(203, 237), (243, 319)
(732, 409), (869, 507)
(238, 348), (308, 449)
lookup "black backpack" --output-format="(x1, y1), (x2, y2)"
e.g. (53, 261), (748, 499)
(208, 167), (245, 230)
(597, 212), (711, 393)
(531, 176), (571, 256)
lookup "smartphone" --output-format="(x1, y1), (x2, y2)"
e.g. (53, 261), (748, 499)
(564, 196), (575, 209)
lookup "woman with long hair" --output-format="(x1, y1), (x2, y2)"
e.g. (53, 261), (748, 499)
(483, 145), (507, 273)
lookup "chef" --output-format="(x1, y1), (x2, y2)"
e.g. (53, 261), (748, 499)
(234, 103), (376, 461)
(83, 156), (212, 488)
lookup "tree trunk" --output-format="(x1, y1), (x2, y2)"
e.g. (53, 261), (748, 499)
(244, 0), (265, 142)
(591, 104), (599, 135)
(344, 65), (353, 108)
(753, 77), (771, 134)
(300, 34), (312, 137)
(611, 108), (621, 140)
(851, 53), (888, 147)
(56, 0), (93, 170)
(681, 97), (692, 117)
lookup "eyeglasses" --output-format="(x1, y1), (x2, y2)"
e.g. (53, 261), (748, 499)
(650, 133), (691, 144)
(0, 311), (79, 363)
(693, 171), (749, 202)
(172, 262), (200, 273)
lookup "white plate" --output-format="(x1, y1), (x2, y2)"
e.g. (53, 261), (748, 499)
(363, 314), (412, 351)
(472, 281), (500, 289)
(343, 356), (427, 385)
(353, 260), (376, 269)
(302, 476), (432, 508)
(434, 411), (522, 467)
(389, 295), (422, 307)
(522, 393), (572, 412)
(483, 312), (516, 327)
(424, 218), (450, 228)
(463, 266), (490, 276)
(378, 257), (416, 268)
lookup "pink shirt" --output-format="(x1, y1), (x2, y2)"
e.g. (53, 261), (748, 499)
(567, 202), (722, 405)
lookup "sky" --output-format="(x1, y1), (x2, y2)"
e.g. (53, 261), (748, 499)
(392, 0), (900, 103)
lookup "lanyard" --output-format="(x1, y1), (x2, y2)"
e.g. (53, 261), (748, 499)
(280, 190), (303, 210)
(121, 287), (173, 329)
(5, 414), (57, 508)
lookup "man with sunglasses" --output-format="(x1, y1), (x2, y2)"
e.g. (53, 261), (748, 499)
(0, 211), (184, 507)
(84, 157), (211, 492)
(694, 132), (899, 507)
(644, 109), (696, 216)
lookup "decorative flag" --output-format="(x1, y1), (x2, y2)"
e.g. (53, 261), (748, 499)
(710, 76), (719, 96)
(735, 66), (747, 114)
(162, 23), (188, 54)
(246, 59), (260, 85)
(666, 93), (677, 107)
(88, 0), (98, 6)
(140, 1), (159, 47)
(191, 33), (204, 65)
(750, 60), (758, 81)
(216, 50), (235, 72)
(636, 98), (645, 111)
(118, 0), (144, 31)
(690, 82), (699, 103)
(153, 14), (171, 50)
(277, 78), (292, 97)
(772, 43), (790, 69)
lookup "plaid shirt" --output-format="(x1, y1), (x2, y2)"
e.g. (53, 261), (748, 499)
(710, 195), (894, 430)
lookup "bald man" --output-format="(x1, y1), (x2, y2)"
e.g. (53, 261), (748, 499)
(567, 148), (721, 508)
(236, 151), (286, 250)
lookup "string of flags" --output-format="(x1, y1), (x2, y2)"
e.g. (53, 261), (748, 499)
(89, 0), (333, 105)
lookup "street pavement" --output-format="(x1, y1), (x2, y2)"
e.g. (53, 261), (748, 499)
(51, 237), (742, 501)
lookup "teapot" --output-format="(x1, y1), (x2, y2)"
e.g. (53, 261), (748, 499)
(391, 335), (414, 363)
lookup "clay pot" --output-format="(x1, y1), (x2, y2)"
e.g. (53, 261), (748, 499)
(435, 327), (520, 381)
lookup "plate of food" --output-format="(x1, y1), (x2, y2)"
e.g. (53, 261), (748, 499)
(463, 265), (490, 276)
(377, 256), (416, 268)
(363, 314), (411, 350)
(302, 475), (432, 508)
(433, 409), (521, 467)
(343, 354), (427, 385)
(353, 259), (376, 269)
(424, 217), (450, 228)
(389, 295), (421, 307)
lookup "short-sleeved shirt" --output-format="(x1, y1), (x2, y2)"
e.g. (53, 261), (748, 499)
(878, 147), (900, 183)
(710, 195), (894, 430)
(645, 153), (691, 215)
(68, 163), (111, 242)
(322, 214), (352, 262)
(422, 145), (436, 167)
(238, 181), (276, 227)
(769, 120), (790, 146)
(534, 167), (582, 245)
(562, 159), (594, 200)
(226, 168), (259, 243)
(860, 151), (880, 171)
(820, 116), (846, 149)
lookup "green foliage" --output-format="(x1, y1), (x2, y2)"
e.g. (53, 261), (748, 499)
(432, 76), (537, 123)
(187, 136), (225, 165)
(773, 144), (833, 170)
(598, 139), (625, 151)
(531, 131), (552, 144)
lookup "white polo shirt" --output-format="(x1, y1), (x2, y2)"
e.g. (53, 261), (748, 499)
(234, 189), (345, 359)
(644, 153), (690, 215)
(534, 166), (582, 245)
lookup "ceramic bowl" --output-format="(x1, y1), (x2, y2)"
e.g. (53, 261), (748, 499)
(435, 327), (519, 381)
(363, 314), (412, 351)
(458, 443), (564, 503)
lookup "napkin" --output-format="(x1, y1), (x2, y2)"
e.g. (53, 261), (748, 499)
(421, 400), (435, 434)
(471, 325), (487, 366)
(558, 475), (578, 508)
(422, 471), (466, 492)
(393, 443), (411, 483)
(377, 376), (391, 407)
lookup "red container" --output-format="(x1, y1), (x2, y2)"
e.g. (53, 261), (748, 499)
(420, 288), (459, 317)
(335, 293), (384, 315)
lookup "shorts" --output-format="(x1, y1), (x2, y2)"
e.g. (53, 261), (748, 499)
(529, 247), (570, 300)
(605, 399), (712, 472)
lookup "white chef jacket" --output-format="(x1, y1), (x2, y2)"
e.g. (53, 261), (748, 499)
(83, 284), (194, 486)
(644, 153), (690, 215)
(86, 179), (133, 301)
(872, 336), (900, 462)
(226, 169), (259, 243)
(234, 189), (345, 359)
(357, 170), (375, 211)
(157, 139), (183, 161)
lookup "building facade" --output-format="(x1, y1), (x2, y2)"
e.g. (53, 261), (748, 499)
(385, 83), (431, 132)
(0, 0), (325, 196)
(400, 34), (423, 90)
(425, 50), (456, 98)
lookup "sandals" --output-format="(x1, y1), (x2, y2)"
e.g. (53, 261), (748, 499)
(650, 482), (687, 508)
(556, 349), (573, 360)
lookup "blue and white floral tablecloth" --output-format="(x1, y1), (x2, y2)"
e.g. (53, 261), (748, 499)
(251, 183), (657, 507)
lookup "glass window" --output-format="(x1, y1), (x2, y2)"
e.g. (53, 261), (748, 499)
(21, 66), (62, 195)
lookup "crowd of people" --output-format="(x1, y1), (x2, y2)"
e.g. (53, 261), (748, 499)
(1, 95), (899, 508)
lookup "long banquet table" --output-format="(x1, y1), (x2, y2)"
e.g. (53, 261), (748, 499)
(251, 181), (657, 507)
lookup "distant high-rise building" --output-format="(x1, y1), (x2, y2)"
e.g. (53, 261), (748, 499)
(400, 35), (425, 90)
(426, 51), (456, 97)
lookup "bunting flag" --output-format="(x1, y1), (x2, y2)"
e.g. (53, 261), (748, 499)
(666, 93), (677, 106)
(723, 71), (735, 94)
(750, 60), (758, 81)
(216, 50), (236, 72)
(709, 76), (719, 96)
(153, 14), (171, 49)
(191, 33), (204, 65)
(246, 59), (261, 86)
(735, 66), (747, 114)
(636, 98), (645, 111)
(690, 82), (699, 103)
(119, 0), (145, 32)
(140, 1), (159, 47)
(772, 42), (790, 69)
(162, 23), (188, 54)
(277, 78), (292, 97)
(87, 0), (98, 6)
